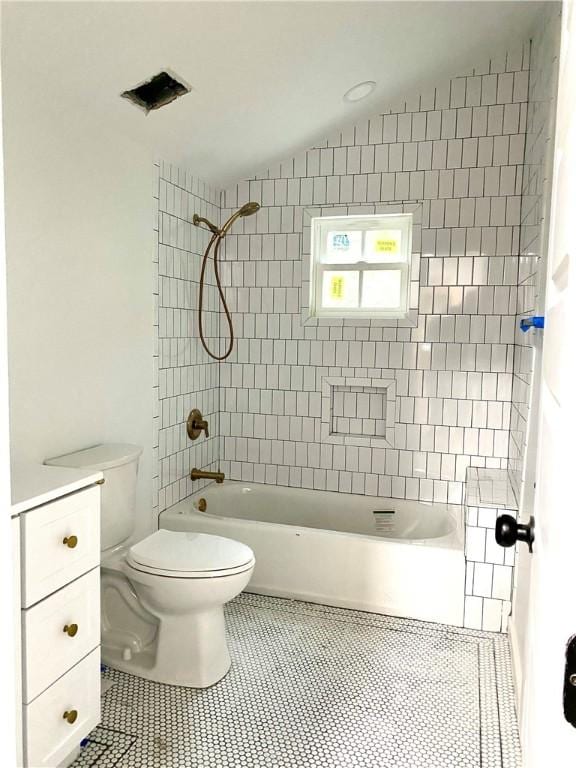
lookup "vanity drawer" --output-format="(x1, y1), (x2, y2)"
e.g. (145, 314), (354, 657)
(24, 648), (100, 768)
(21, 486), (100, 607)
(23, 568), (100, 702)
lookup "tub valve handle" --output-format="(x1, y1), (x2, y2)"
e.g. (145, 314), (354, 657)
(187, 409), (209, 440)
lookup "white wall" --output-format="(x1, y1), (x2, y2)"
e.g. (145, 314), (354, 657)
(509, 4), (562, 715)
(2, 44), (155, 541)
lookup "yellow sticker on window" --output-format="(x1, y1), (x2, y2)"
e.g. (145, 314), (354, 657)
(374, 236), (399, 253)
(330, 275), (345, 300)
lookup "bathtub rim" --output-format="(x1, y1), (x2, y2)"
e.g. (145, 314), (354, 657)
(162, 481), (464, 552)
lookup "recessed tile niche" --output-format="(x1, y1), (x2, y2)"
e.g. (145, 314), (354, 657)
(321, 377), (396, 448)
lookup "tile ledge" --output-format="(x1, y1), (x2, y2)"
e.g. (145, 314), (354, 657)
(465, 467), (519, 511)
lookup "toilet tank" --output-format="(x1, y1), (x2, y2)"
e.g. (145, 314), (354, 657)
(45, 444), (143, 552)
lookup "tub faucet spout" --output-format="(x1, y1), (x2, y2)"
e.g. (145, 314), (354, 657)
(190, 468), (225, 484)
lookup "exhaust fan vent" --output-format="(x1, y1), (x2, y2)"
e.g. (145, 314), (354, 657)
(122, 71), (190, 113)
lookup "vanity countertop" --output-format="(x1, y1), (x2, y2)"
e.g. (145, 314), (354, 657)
(10, 463), (103, 517)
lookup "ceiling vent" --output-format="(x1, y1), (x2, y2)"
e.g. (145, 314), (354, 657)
(121, 71), (190, 113)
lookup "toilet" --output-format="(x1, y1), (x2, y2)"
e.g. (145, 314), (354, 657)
(45, 444), (255, 688)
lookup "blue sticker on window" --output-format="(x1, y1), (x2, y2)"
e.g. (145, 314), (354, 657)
(332, 233), (350, 250)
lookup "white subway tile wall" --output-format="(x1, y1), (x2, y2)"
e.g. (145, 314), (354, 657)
(217, 46), (530, 504)
(153, 162), (224, 518)
(463, 467), (517, 632)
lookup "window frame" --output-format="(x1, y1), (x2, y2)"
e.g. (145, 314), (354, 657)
(309, 213), (413, 320)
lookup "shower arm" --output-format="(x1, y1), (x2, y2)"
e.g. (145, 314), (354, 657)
(193, 202), (260, 239)
(192, 214), (220, 235)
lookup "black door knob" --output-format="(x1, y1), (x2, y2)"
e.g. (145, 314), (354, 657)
(495, 514), (535, 553)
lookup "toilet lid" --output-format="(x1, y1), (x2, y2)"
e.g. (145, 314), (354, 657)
(128, 530), (254, 574)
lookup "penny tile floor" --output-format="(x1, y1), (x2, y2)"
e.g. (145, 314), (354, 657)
(73, 593), (522, 768)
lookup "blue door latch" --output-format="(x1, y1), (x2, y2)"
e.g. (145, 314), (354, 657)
(520, 316), (545, 332)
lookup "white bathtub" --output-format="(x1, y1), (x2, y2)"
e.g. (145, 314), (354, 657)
(160, 481), (465, 627)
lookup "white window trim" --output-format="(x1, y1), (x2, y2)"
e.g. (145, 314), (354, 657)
(309, 213), (413, 320)
(300, 202), (422, 330)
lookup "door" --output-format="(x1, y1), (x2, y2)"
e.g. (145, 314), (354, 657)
(522, 2), (576, 764)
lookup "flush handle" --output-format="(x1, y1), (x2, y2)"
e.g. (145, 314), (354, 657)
(495, 514), (535, 553)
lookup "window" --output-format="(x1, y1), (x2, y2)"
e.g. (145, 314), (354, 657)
(309, 213), (413, 319)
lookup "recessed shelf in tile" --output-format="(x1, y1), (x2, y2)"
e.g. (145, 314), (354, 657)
(331, 384), (388, 439)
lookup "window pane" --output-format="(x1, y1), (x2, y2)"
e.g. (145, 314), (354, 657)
(321, 270), (359, 309)
(322, 230), (363, 263)
(364, 229), (405, 263)
(310, 214), (413, 317)
(361, 270), (402, 309)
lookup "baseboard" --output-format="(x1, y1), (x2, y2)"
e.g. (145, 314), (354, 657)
(508, 617), (524, 719)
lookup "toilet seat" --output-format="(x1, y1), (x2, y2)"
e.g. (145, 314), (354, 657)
(126, 529), (255, 579)
(125, 559), (255, 579)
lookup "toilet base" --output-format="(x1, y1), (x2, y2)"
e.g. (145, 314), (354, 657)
(101, 543), (254, 689)
(103, 606), (232, 688)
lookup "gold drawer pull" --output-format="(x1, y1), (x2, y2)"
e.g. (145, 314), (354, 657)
(62, 535), (78, 549)
(63, 623), (78, 637)
(62, 710), (78, 725)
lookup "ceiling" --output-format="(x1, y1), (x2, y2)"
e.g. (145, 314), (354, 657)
(3, 1), (547, 187)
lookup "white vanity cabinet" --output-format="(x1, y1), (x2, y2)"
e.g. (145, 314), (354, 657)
(13, 470), (103, 768)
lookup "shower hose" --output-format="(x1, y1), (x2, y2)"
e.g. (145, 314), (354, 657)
(198, 230), (234, 361)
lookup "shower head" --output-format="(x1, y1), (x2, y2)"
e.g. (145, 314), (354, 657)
(239, 201), (260, 217)
(220, 201), (261, 235)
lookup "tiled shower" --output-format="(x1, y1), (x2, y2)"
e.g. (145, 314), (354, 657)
(153, 21), (559, 633)
(217, 51), (527, 504)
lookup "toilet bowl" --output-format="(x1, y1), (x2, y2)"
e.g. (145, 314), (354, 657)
(45, 444), (255, 689)
(103, 530), (255, 688)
